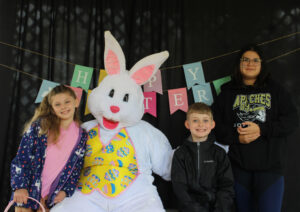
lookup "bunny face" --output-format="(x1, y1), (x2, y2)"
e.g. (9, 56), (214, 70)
(87, 31), (169, 131)
(88, 73), (144, 130)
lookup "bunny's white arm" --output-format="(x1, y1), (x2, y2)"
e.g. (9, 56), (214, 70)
(81, 120), (99, 131)
(127, 120), (174, 181)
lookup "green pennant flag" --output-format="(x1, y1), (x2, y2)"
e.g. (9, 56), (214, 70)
(71, 65), (93, 91)
(213, 76), (231, 95)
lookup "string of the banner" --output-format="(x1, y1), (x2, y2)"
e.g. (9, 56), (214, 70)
(161, 31), (300, 71)
(0, 31), (299, 81)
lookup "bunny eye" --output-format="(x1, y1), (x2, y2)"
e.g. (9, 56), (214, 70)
(123, 94), (129, 102)
(109, 89), (114, 98)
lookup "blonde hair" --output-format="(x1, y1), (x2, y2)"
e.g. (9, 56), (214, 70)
(24, 85), (81, 143)
(186, 102), (213, 120)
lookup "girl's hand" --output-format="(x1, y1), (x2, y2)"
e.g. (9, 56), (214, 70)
(239, 133), (260, 144)
(54, 191), (66, 204)
(13, 189), (29, 204)
(38, 196), (49, 212)
(237, 121), (261, 135)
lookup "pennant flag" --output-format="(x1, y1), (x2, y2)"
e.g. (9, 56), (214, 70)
(168, 88), (188, 114)
(213, 75), (231, 95)
(183, 62), (205, 89)
(98, 69), (108, 85)
(71, 65), (93, 91)
(35, 80), (60, 103)
(143, 92), (157, 117)
(66, 86), (83, 102)
(143, 69), (163, 95)
(192, 83), (214, 105)
(84, 90), (92, 115)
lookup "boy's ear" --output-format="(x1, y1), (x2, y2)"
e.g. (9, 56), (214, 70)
(184, 120), (190, 129)
(211, 120), (216, 129)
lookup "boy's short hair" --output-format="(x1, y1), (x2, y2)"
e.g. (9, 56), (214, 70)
(186, 102), (213, 120)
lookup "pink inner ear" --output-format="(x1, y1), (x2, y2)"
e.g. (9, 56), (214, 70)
(105, 50), (120, 75)
(131, 65), (155, 85)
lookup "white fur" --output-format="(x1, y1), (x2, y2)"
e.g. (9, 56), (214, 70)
(52, 31), (173, 212)
(88, 31), (169, 131)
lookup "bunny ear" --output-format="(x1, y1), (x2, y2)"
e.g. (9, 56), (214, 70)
(104, 31), (126, 75)
(129, 51), (169, 85)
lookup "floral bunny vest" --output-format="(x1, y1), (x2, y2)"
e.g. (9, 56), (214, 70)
(78, 126), (138, 197)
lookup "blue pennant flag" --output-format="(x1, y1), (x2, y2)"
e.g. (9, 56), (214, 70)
(183, 62), (205, 89)
(192, 83), (214, 105)
(35, 80), (60, 103)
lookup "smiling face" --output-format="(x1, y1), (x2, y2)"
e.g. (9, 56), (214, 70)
(88, 73), (145, 131)
(51, 92), (78, 123)
(240, 50), (262, 85)
(185, 112), (215, 142)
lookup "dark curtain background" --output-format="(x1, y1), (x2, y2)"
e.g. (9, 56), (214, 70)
(0, 0), (299, 211)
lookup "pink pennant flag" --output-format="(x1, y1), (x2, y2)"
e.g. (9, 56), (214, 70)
(143, 69), (163, 95)
(66, 85), (83, 102)
(168, 88), (188, 114)
(143, 92), (157, 117)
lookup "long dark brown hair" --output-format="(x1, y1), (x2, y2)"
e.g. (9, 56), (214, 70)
(232, 44), (270, 87)
(24, 85), (81, 143)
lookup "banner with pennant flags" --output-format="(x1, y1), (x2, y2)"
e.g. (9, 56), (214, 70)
(2, 31), (298, 116)
(35, 61), (231, 116)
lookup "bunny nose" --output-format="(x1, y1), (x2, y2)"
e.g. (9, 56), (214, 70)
(110, 106), (120, 113)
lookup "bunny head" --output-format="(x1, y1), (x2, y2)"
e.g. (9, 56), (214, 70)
(88, 31), (169, 131)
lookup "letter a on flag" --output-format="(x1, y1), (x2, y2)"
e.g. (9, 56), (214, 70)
(168, 88), (188, 114)
(71, 65), (93, 91)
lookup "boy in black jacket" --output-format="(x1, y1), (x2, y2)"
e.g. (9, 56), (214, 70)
(171, 103), (234, 212)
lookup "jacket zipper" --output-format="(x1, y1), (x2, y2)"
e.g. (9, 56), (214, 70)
(197, 142), (200, 180)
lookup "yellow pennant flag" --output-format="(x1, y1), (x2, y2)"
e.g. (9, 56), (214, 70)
(84, 90), (92, 115)
(98, 69), (108, 85)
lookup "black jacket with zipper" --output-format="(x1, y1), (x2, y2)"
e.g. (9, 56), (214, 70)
(171, 134), (234, 212)
(212, 78), (299, 173)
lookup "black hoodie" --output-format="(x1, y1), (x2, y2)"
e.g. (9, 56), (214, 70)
(212, 78), (299, 173)
(171, 134), (234, 212)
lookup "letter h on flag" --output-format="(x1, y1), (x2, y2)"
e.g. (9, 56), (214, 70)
(71, 65), (94, 91)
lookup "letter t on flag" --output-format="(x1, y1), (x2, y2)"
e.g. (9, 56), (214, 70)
(168, 88), (188, 114)
(71, 65), (93, 91)
(143, 92), (157, 117)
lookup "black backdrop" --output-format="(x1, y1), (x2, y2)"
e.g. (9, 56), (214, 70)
(0, 0), (299, 211)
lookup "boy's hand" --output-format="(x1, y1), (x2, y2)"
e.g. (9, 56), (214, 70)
(13, 189), (29, 204)
(54, 191), (66, 204)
